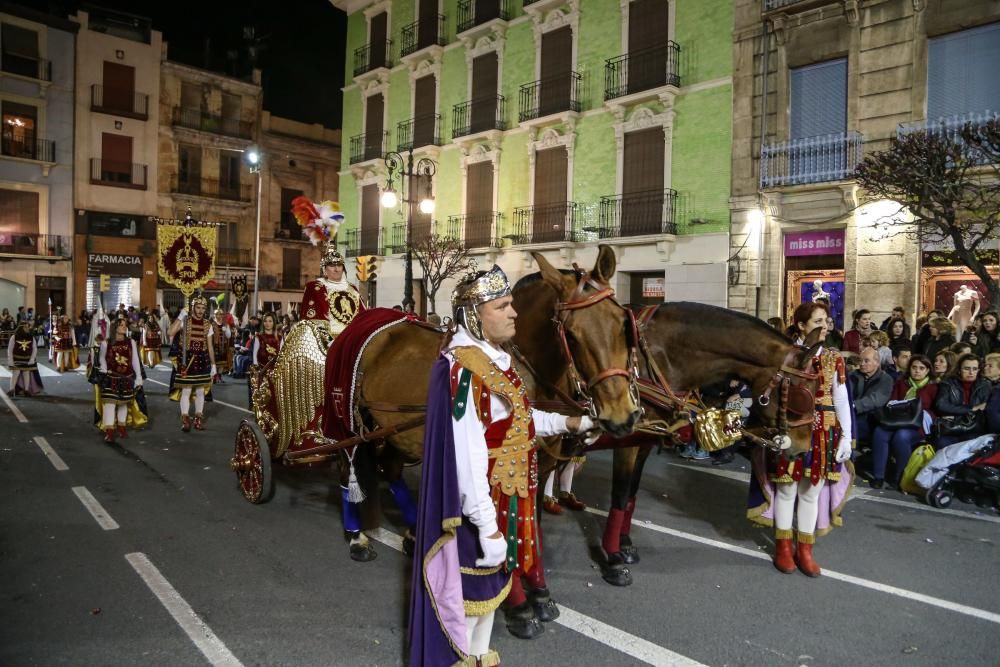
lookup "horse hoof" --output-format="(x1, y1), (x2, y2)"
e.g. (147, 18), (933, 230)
(603, 553), (633, 586)
(349, 543), (377, 562)
(527, 588), (560, 622)
(402, 535), (415, 558)
(619, 544), (640, 565)
(506, 614), (545, 640)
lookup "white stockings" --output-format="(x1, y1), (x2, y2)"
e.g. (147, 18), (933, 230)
(543, 465), (577, 497)
(774, 478), (825, 535)
(102, 403), (128, 428)
(465, 611), (494, 657)
(180, 387), (206, 416)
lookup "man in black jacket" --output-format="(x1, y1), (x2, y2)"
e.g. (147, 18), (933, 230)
(849, 348), (894, 444)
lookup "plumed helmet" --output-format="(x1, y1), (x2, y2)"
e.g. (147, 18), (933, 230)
(321, 240), (345, 268)
(451, 265), (511, 341)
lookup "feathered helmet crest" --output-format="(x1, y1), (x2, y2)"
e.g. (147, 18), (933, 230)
(290, 195), (345, 246)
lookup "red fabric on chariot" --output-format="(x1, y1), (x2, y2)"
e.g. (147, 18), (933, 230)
(321, 308), (410, 442)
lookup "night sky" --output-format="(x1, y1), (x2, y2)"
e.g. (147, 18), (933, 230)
(25, 0), (346, 128)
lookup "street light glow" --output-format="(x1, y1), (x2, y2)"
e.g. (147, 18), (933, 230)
(381, 189), (398, 209)
(247, 150), (260, 165)
(419, 198), (435, 215)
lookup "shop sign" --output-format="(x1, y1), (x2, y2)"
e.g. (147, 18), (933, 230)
(88, 253), (144, 277)
(784, 230), (845, 257)
(642, 277), (665, 298)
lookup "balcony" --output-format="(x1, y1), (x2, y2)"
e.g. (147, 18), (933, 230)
(447, 212), (502, 249)
(257, 274), (302, 291)
(763, 0), (834, 12)
(397, 114), (443, 151)
(353, 39), (393, 78)
(598, 189), (678, 238)
(91, 85), (149, 120)
(0, 52), (51, 82)
(519, 72), (582, 123)
(0, 233), (71, 258)
(760, 131), (863, 188)
(898, 110), (1000, 164)
(172, 107), (254, 140)
(216, 246), (253, 267)
(453, 95), (507, 138)
(1, 134), (55, 164)
(604, 42), (681, 102)
(349, 131), (390, 164)
(273, 215), (309, 242)
(171, 176), (253, 203)
(90, 158), (148, 190)
(510, 202), (580, 244)
(384, 223), (407, 254)
(457, 0), (511, 34)
(400, 15), (447, 59)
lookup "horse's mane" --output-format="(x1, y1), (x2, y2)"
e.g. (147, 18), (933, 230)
(652, 301), (793, 345)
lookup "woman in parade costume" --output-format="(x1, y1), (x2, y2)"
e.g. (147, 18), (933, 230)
(248, 311), (282, 406)
(210, 308), (233, 382)
(748, 301), (854, 577)
(167, 296), (217, 432)
(53, 313), (79, 372)
(98, 317), (144, 443)
(88, 333), (149, 433)
(141, 314), (163, 368)
(7, 320), (43, 396)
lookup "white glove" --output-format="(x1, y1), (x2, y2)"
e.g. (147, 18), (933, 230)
(210, 364), (217, 376)
(835, 436), (853, 463)
(577, 415), (595, 433)
(476, 533), (507, 568)
(177, 308), (188, 322)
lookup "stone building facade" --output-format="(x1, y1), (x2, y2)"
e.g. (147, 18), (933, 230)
(728, 0), (1000, 331)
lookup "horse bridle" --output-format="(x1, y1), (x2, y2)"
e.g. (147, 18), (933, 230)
(552, 268), (641, 418)
(757, 347), (822, 434)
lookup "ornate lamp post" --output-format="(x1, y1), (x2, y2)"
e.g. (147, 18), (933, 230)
(381, 151), (436, 310)
(247, 149), (262, 316)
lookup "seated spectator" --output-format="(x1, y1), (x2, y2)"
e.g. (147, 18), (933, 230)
(849, 347), (894, 443)
(825, 316), (844, 350)
(867, 330), (893, 369)
(972, 310), (1000, 358)
(924, 317), (957, 362)
(949, 341), (973, 357)
(984, 353), (1000, 386)
(887, 344), (912, 380)
(886, 317), (910, 354)
(911, 310), (942, 355)
(934, 353), (991, 449)
(961, 314), (982, 344)
(869, 354), (934, 489)
(843, 309), (876, 354)
(880, 307), (910, 339)
(931, 350), (957, 383)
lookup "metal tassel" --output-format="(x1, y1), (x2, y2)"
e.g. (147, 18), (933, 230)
(346, 446), (366, 503)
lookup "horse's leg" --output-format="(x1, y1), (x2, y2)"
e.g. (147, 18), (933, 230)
(340, 447), (377, 563)
(380, 446), (417, 557)
(619, 442), (655, 564)
(602, 445), (638, 586)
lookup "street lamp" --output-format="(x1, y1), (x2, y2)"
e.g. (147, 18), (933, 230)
(247, 148), (263, 317)
(382, 150), (436, 310)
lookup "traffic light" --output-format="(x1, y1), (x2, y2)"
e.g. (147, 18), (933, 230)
(99, 273), (110, 292)
(356, 256), (379, 283)
(366, 255), (378, 282)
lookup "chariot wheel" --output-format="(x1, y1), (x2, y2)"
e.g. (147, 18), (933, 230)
(231, 419), (274, 504)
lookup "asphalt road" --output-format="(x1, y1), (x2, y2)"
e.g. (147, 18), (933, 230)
(2, 354), (1000, 666)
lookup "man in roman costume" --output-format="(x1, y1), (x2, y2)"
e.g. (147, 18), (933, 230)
(210, 307), (233, 382)
(53, 313), (79, 372)
(98, 316), (144, 443)
(167, 295), (216, 432)
(7, 319), (43, 396)
(299, 241), (364, 336)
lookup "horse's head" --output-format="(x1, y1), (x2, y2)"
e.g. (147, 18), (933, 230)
(753, 327), (824, 456)
(532, 246), (643, 437)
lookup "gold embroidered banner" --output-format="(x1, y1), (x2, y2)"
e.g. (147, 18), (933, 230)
(157, 223), (218, 297)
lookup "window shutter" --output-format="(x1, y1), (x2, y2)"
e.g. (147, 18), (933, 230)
(627, 0), (669, 93)
(466, 162), (494, 246)
(361, 184), (381, 254)
(1, 23), (38, 58)
(790, 58), (847, 139)
(622, 127), (665, 235)
(413, 75), (436, 146)
(540, 26), (573, 116)
(928, 22), (1000, 119)
(365, 93), (384, 160)
(471, 52), (498, 132)
(369, 12), (388, 68)
(533, 147), (568, 241)
(282, 248), (301, 289)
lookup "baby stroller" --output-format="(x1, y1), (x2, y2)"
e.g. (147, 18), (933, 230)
(917, 434), (1000, 510)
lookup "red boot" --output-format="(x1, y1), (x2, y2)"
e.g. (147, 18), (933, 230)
(193, 413), (205, 431)
(103, 428), (116, 443)
(795, 538), (821, 577)
(542, 495), (563, 515)
(181, 415), (191, 432)
(773, 533), (796, 574)
(117, 425), (127, 439)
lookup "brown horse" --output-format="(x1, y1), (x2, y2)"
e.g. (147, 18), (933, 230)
(347, 245), (642, 561)
(597, 302), (823, 586)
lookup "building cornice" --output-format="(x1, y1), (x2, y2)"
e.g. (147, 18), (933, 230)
(161, 60), (262, 93)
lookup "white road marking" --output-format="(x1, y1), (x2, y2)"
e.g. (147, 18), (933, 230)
(366, 527), (701, 666)
(71, 486), (119, 530)
(34, 436), (68, 471)
(1, 388), (28, 422)
(125, 552), (243, 667)
(585, 507), (1000, 626)
(145, 378), (252, 414)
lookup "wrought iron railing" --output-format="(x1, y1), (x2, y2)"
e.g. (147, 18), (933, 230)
(0, 134), (55, 162)
(401, 15), (447, 57)
(0, 233), (71, 258)
(598, 189), (678, 238)
(172, 107), (254, 139)
(760, 131), (863, 188)
(343, 229), (360, 257)
(519, 72), (582, 122)
(349, 131), (390, 164)
(353, 39), (393, 77)
(604, 41), (681, 100)
(216, 247), (253, 266)
(457, 0), (511, 32)
(397, 114), (443, 151)
(275, 213), (308, 241)
(0, 52), (51, 81)
(511, 202), (579, 244)
(359, 226), (382, 256)
(897, 110), (1000, 164)
(171, 176), (253, 202)
(385, 223), (407, 254)
(90, 158), (148, 189)
(453, 95), (507, 138)
(448, 212), (502, 249)
(91, 85), (149, 119)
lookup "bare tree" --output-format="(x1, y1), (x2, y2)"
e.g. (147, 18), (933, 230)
(855, 118), (1000, 308)
(411, 234), (476, 314)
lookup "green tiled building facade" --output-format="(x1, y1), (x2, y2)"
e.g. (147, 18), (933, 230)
(334, 0), (733, 311)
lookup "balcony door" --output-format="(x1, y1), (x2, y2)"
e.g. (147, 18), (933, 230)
(470, 51), (498, 133)
(413, 74), (437, 147)
(539, 26), (572, 117)
(1, 23), (39, 78)
(219, 150), (241, 199)
(369, 12), (388, 68)
(365, 93), (384, 161)
(360, 183), (381, 255)
(621, 127), (664, 235)
(280, 188), (304, 236)
(790, 58), (847, 182)
(533, 147), (568, 242)
(465, 161), (494, 247)
(1, 100), (37, 159)
(103, 61), (135, 113)
(475, 0), (501, 23)
(282, 248), (301, 290)
(178, 144), (201, 194)
(101, 132), (133, 184)
(417, 0), (438, 51)
(627, 0), (669, 94)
